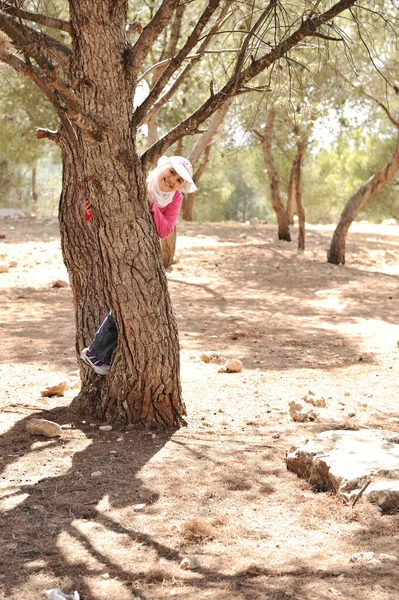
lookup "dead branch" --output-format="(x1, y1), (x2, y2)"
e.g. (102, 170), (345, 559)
(35, 128), (61, 144)
(352, 480), (372, 507)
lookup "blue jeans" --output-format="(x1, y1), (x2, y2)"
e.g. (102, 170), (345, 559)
(89, 312), (117, 365)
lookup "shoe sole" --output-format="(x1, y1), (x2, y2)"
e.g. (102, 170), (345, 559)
(80, 349), (110, 375)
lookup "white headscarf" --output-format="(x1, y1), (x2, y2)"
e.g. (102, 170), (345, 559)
(147, 160), (176, 208)
(147, 155), (197, 208)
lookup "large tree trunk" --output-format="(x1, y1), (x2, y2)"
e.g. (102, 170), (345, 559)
(262, 109), (291, 241)
(62, 2), (185, 426)
(328, 137), (399, 265)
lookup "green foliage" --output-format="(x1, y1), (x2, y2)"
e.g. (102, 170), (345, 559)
(193, 146), (273, 223)
(0, 67), (60, 213)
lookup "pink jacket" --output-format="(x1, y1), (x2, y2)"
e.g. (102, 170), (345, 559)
(150, 190), (183, 239)
(84, 190), (183, 239)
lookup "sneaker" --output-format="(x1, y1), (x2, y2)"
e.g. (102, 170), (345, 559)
(80, 348), (110, 375)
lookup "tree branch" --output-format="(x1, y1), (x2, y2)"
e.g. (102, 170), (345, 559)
(0, 1), (72, 33)
(128, 0), (180, 77)
(141, 0), (358, 169)
(35, 127), (62, 144)
(133, 0), (222, 127)
(1, 12), (72, 71)
(342, 75), (399, 129)
(0, 11), (54, 71)
(0, 22), (102, 140)
(134, 0), (228, 128)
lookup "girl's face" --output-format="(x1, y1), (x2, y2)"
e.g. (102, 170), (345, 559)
(157, 167), (185, 193)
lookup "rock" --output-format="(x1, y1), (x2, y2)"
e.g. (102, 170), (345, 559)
(200, 353), (211, 363)
(350, 552), (375, 564)
(99, 425), (112, 431)
(378, 553), (398, 563)
(0, 263), (9, 273)
(179, 557), (200, 570)
(200, 351), (225, 364)
(219, 358), (243, 373)
(133, 503), (146, 511)
(180, 558), (190, 570)
(26, 418), (62, 438)
(250, 217), (259, 226)
(40, 381), (67, 397)
(286, 429), (399, 512)
(91, 471), (102, 478)
(52, 279), (69, 288)
(289, 400), (317, 422)
(350, 552), (398, 565)
(380, 218), (397, 226)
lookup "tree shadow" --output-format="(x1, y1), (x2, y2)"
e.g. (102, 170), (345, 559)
(0, 407), (178, 599)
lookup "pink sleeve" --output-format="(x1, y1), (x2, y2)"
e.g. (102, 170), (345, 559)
(150, 191), (183, 239)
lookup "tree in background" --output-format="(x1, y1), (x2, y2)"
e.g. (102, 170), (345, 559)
(327, 9), (399, 264)
(328, 89), (399, 264)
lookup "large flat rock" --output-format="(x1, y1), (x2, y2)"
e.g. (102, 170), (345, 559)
(286, 429), (399, 512)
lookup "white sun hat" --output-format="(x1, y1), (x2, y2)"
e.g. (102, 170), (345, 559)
(157, 155), (198, 193)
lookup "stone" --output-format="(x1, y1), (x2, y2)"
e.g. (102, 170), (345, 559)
(289, 400), (316, 422)
(52, 279), (69, 288)
(286, 429), (399, 512)
(222, 359), (243, 373)
(0, 263), (9, 273)
(40, 381), (67, 397)
(180, 558), (190, 570)
(26, 418), (62, 438)
(179, 557), (199, 570)
(199, 353), (211, 363)
(350, 552), (375, 564)
(99, 425), (112, 431)
(200, 351), (225, 364)
(350, 552), (398, 566)
(91, 471), (102, 478)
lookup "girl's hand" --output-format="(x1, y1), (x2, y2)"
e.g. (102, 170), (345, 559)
(84, 198), (93, 215)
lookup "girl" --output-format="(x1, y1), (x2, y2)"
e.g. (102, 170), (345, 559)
(80, 155), (197, 375)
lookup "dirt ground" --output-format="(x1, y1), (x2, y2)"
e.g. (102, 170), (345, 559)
(1, 216), (399, 600)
